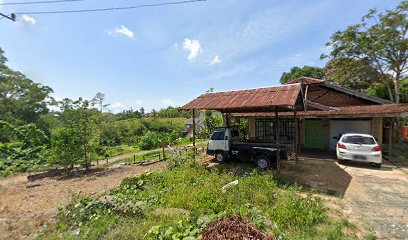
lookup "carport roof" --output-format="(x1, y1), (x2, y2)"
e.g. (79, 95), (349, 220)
(231, 103), (408, 118)
(181, 84), (303, 113)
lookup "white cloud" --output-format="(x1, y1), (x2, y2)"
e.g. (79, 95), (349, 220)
(209, 55), (222, 66)
(135, 100), (143, 105)
(110, 102), (127, 112)
(109, 25), (134, 39)
(20, 15), (36, 25)
(182, 38), (202, 61)
(160, 98), (178, 108)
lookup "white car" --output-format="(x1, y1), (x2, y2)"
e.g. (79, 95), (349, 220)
(336, 133), (382, 168)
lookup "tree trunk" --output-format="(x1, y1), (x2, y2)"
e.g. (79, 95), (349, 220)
(386, 80), (394, 102)
(394, 74), (401, 142)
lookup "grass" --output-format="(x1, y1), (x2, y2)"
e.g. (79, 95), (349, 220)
(37, 152), (358, 240)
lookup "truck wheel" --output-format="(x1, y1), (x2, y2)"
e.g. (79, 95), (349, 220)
(256, 155), (270, 169)
(215, 153), (225, 163)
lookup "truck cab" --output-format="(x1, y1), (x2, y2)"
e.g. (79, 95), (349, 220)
(207, 127), (287, 169)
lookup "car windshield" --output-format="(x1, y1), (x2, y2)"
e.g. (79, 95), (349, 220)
(342, 135), (375, 145)
(210, 131), (225, 140)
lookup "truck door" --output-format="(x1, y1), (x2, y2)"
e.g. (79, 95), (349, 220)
(208, 130), (229, 152)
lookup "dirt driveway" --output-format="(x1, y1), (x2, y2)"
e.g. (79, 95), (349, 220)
(0, 161), (166, 240)
(283, 155), (408, 240)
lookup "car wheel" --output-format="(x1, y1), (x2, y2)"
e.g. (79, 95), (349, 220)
(215, 153), (225, 163)
(256, 155), (271, 170)
(373, 163), (381, 169)
(338, 159), (344, 164)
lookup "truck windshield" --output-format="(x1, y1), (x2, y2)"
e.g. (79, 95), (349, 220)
(342, 135), (375, 145)
(211, 131), (225, 140)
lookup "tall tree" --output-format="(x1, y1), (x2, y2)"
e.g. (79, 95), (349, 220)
(57, 98), (100, 169)
(280, 66), (324, 84)
(91, 92), (109, 112)
(322, 1), (408, 103)
(0, 48), (53, 128)
(324, 57), (383, 91)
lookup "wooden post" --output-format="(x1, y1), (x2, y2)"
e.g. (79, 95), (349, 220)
(162, 139), (166, 160)
(192, 109), (196, 158)
(388, 118), (394, 161)
(275, 109), (280, 170)
(294, 110), (298, 162)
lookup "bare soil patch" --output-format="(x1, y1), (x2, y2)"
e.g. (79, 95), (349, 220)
(0, 161), (165, 240)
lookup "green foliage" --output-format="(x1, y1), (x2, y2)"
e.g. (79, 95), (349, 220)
(323, 1), (408, 103)
(202, 111), (223, 137)
(49, 127), (83, 169)
(324, 57), (383, 91)
(52, 97), (101, 169)
(155, 106), (191, 118)
(0, 121), (49, 175)
(0, 48), (54, 140)
(138, 131), (161, 150)
(280, 65), (324, 84)
(41, 156), (357, 239)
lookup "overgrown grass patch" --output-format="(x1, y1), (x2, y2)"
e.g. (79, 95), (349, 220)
(38, 156), (357, 239)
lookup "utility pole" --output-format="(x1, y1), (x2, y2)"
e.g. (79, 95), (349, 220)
(0, 13), (16, 22)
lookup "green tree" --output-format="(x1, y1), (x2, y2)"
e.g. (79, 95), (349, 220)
(322, 1), (408, 103)
(56, 97), (101, 169)
(49, 127), (82, 169)
(91, 92), (109, 112)
(202, 111), (223, 137)
(280, 66), (324, 84)
(324, 57), (383, 90)
(0, 48), (53, 135)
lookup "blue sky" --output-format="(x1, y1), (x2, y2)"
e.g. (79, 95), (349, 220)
(0, 0), (402, 112)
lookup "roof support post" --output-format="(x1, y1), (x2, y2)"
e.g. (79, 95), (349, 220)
(294, 109), (298, 162)
(275, 108), (280, 170)
(388, 117), (394, 161)
(192, 109), (196, 158)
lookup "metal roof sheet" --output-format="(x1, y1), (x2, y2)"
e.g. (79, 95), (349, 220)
(181, 84), (302, 112)
(231, 104), (408, 118)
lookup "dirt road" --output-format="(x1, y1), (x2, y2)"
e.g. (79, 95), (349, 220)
(0, 161), (166, 240)
(283, 157), (408, 239)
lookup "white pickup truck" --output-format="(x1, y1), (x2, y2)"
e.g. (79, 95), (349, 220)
(207, 127), (287, 169)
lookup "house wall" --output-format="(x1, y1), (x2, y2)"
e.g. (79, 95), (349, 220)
(307, 86), (376, 107)
(300, 119), (305, 147)
(248, 117), (384, 151)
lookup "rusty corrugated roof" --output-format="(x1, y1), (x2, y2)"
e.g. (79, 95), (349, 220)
(181, 84), (302, 112)
(231, 104), (408, 118)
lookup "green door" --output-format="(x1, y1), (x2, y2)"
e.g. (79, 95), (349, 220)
(305, 120), (323, 149)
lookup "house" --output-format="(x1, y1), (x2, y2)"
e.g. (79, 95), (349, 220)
(181, 77), (408, 153)
(184, 112), (205, 137)
(241, 77), (405, 150)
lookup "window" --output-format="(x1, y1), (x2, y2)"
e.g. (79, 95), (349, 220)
(255, 119), (294, 141)
(342, 135), (375, 144)
(210, 131), (225, 140)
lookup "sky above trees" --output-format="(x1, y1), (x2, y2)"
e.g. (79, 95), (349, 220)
(0, 0), (402, 112)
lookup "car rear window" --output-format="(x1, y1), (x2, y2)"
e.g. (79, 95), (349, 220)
(342, 135), (375, 144)
(210, 131), (225, 140)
